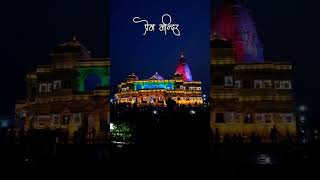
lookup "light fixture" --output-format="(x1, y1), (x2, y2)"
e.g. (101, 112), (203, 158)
(110, 123), (114, 131)
(299, 105), (307, 112)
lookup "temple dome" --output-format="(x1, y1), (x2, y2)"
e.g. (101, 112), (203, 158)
(53, 37), (91, 59)
(150, 72), (164, 80)
(127, 73), (139, 81)
(173, 72), (183, 80)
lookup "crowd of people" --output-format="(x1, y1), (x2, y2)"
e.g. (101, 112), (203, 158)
(0, 127), (108, 145)
(0, 128), (26, 145)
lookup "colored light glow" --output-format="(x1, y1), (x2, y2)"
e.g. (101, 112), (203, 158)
(78, 67), (110, 92)
(0, 120), (8, 128)
(212, 0), (264, 62)
(175, 56), (193, 81)
(299, 105), (307, 112)
(134, 82), (175, 91)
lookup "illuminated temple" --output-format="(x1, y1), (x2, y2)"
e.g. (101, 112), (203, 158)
(211, 0), (296, 140)
(115, 54), (203, 107)
(15, 37), (110, 134)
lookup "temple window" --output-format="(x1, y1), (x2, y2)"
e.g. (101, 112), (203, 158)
(63, 80), (72, 89)
(224, 76), (233, 87)
(73, 113), (81, 124)
(279, 113), (294, 123)
(243, 80), (251, 89)
(282, 81), (292, 89)
(62, 115), (70, 125)
(37, 115), (50, 126)
(265, 113), (273, 123)
(235, 113), (242, 123)
(263, 80), (272, 89)
(225, 112), (235, 123)
(254, 80), (263, 89)
(52, 114), (60, 125)
(39, 83), (48, 93)
(244, 114), (253, 123)
(215, 113), (225, 123)
(254, 80), (272, 89)
(275, 81), (281, 89)
(255, 113), (265, 123)
(31, 87), (36, 97)
(234, 80), (241, 88)
(275, 80), (292, 89)
(53, 80), (62, 90)
(47, 83), (52, 92)
(285, 113), (294, 123)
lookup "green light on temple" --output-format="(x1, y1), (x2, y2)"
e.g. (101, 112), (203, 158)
(78, 67), (110, 92)
(134, 82), (175, 91)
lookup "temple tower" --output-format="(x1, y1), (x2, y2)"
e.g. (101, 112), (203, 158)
(212, 0), (264, 62)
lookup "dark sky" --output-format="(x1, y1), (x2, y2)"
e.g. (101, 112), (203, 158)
(109, 0), (211, 96)
(0, 0), (319, 126)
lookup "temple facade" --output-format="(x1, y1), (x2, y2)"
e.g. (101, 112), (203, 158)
(211, 0), (296, 140)
(115, 54), (203, 107)
(15, 37), (110, 135)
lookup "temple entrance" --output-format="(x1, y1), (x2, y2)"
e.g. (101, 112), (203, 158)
(82, 114), (89, 133)
(82, 113), (95, 133)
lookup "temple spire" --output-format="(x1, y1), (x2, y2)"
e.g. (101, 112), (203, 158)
(180, 51), (184, 58)
(212, 0), (264, 62)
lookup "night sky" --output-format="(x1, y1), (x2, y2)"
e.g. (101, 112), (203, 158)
(109, 0), (211, 96)
(0, 0), (109, 115)
(0, 0), (319, 126)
